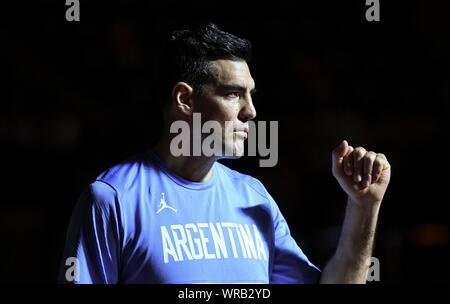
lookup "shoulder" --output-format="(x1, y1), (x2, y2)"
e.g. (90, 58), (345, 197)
(76, 153), (156, 220)
(71, 181), (121, 223)
(95, 152), (156, 197)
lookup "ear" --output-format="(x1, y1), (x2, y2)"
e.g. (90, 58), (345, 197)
(171, 82), (194, 116)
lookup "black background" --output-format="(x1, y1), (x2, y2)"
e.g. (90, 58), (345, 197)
(0, 0), (448, 283)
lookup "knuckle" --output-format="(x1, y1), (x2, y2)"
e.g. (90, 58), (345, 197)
(366, 152), (377, 161)
(346, 148), (354, 156)
(354, 148), (365, 159)
(377, 153), (387, 159)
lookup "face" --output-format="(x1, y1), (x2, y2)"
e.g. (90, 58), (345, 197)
(193, 59), (257, 158)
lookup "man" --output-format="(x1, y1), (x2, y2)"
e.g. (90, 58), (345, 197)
(59, 24), (391, 284)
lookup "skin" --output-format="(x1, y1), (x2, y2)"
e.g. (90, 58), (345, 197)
(154, 59), (256, 182)
(320, 140), (391, 283)
(154, 59), (391, 283)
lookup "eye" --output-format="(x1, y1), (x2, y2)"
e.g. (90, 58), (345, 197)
(224, 92), (240, 99)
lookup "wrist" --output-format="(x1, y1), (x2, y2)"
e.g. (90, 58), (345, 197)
(347, 197), (382, 213)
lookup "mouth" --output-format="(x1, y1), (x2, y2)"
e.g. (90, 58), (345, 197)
(232, 124), (249, 140)
(233, 130), (248, 139)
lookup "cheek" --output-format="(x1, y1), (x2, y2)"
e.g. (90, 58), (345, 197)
(206, 106), (239, 125)
(196, 95), (240, 124)
(222, 102), (240, 120)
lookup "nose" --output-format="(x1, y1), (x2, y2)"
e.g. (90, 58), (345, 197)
(238, 95), (257, 122)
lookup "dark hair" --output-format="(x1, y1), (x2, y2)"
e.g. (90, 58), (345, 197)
(156, 23), (252, 107)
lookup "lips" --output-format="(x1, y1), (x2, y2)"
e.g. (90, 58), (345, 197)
(234, 126), (249, 133)
(233, 129), (248, 139)
(235, 131), (248, 139)
(232, 124), (249, 140)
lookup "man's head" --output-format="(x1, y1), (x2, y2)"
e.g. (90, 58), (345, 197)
(158, 24), (257, 157)
(158, 23), (253, 106)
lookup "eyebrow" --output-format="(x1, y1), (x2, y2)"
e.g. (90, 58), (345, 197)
(218, 84), (257, 94)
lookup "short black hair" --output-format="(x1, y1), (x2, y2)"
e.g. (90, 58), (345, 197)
(156, 23), (252, 107)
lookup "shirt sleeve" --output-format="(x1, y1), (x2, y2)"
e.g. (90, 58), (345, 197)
(267, 193), (321, 284)
(58, 181), (123, 284)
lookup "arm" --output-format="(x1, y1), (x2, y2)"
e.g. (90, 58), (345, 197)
(319, 198), (380, 283)
(320, 140), (391, 284)
(58, 181), (121, 284)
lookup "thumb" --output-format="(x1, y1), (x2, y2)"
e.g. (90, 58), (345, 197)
(332, 140), (348, 172)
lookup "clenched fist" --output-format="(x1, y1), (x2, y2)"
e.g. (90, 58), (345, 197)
(332, 140), (391, 205)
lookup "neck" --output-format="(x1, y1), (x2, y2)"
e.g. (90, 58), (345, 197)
(153, 134), (217, 182)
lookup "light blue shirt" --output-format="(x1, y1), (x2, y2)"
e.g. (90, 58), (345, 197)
(59, 150), (320, 283)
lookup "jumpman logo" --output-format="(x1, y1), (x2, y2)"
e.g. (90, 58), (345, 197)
(156, 192), (177, 214)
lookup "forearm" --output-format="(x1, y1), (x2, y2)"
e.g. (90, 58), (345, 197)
(320, 198), (381, 284)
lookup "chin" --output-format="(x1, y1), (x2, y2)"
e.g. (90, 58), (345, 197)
(221, 144), (245, 158)
(233, 147), (245, 157)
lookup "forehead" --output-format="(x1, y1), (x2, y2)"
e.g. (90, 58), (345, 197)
(209, 60), (255, 88)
